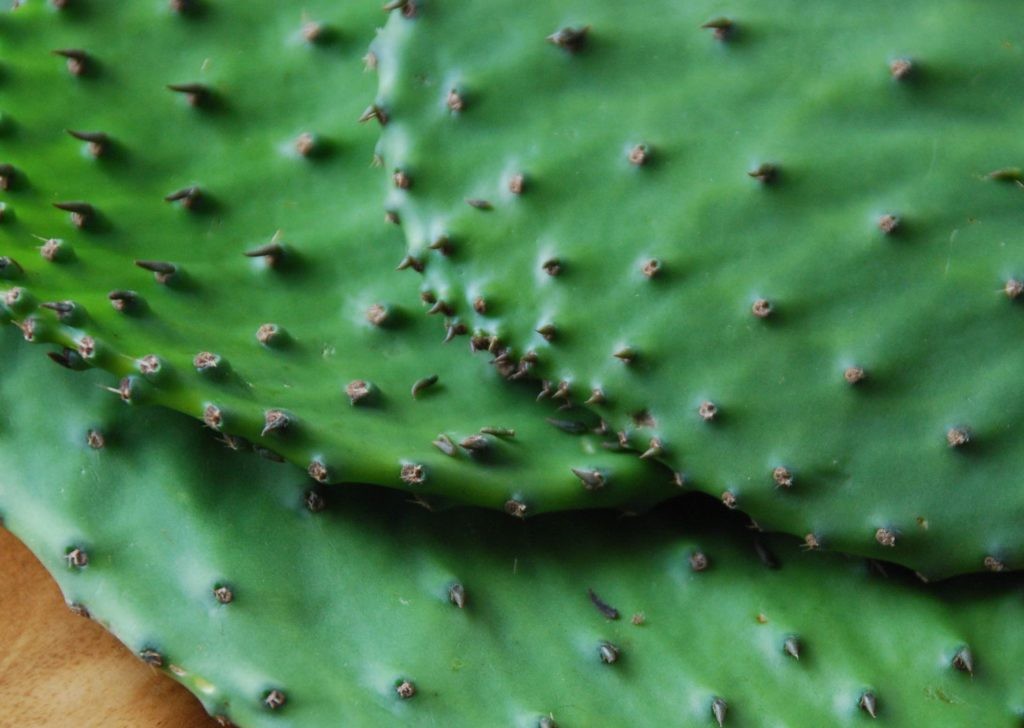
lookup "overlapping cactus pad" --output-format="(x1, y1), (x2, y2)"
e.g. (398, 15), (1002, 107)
(4, 335), (1024, 726)
(374, 0), (1024, 576)
(0, 0), (678, 514)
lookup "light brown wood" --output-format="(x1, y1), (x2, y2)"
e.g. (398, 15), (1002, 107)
(0, 527), (217, 728)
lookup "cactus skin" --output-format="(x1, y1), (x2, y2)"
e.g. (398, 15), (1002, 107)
(0, 0), (678, 514)
(3, 331), (1024, 726)
(374, 0), (1024, 576)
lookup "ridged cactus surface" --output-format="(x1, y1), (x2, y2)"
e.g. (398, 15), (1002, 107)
(0, 0), (677, 514)
(374, 0), (1024, 576)
(3, 330), (1024, 727)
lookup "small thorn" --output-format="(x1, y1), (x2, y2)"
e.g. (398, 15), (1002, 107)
(547, 26), (589, 53)
(358, 104), (389, 126)
(642, 258), (662, 278)
(889, 58), (914, 81)
(803, 533), (821, 550)
(571, 467), (605, 490)
(689, 551), (709, 571)
(302, 20), (325, 43)
(213, 584), (234, 604)
(628, 144), (650, 166)
(509, 173), (525, 195)
(256, 323), (284, 345)
(587, 588), (619, 619)
(711, 697), (728, 726)
(772, 466), (794, 488)
(47, 348), (85, 371)
(432, 434), (457, 456)
(536, 323), (557, 341)
(542, 258), (562, 276)
(701, 17), (735, 41)
(751, 298), (772, 318)
(952, 647), (974, 675)
(193, 351), (222, 371)
(598, 641), (620, 664)
(670, 471), (685, 488)
(261, 409), (291, 436)
(844, 366), (866, 384)
(459, 434), (489, 451)
(448, 583), (466, 608)
(52, 49), (89, 76)
(747, 163), (778, 184)
(393, 169), (412, 189)
(698, 401), (719, 421)
(784, 636), (801, 660)
(480, 427), (515, 438)
(442, 321), (466, 343)
(946, 427), (971, 448)
(0, 165), (16, 194)
(446, 88), (465, 112)
(878, 213), (900, 235)
(305, 489), (327, 513)
(263, 690), (287, 711)
(52, 201), (94, 228)
(244, 242), (285, 267)
(139, 649), (163, 667)
(202, 404), (222, 431)
(721, 491), (737, 509)
(164, 186), (202, 210)
(395, 680), (417, 699)
(504, 499), (528, 518)
(135, 260), (177, 284)
(411, 374), (438, 398)
(987, 168), (1024, 183)
(875, 528), (897, 547)
(40, 300), (77, 320)
(585, 387), (605, 405)
(385, 210), (400, 225)
(428, 235), (453, 255)
(396, 255), (424, 273)
(400, 463), (426, 485)
(167, 83), (209, 107)
(346, 380), (372, 405)
(466, 198), (492, 210)
(66, 130), (109, 157)
(307, 459), (330, 483)
(38, 238), (68, 262)
(859, 691), (878, 718)
(613, 347), (636, 363)
(984, 555), (1006, 572)
(108, 290), (140, 312)
(366, 304), (390, 327)
(1004, 279), (1024, 300)
(639, 438), (662, 460)
(472, 297), (487, 314)
(65, 547), (89, 568)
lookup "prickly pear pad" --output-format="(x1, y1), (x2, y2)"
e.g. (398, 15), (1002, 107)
(0, 0), (674, 513)
(3, 330), (1024, 726)
(374, 0), (1024, 576)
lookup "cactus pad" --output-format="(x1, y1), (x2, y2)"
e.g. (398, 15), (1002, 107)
(3, 333), (1024, 726)
(374, 0), (1024, 576)
(0, 0), (676, 513)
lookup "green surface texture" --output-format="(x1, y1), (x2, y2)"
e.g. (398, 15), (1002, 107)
(0, 0), (676, 514)
(2, 330), (1024, 726)
(373, 0), (1024, 576)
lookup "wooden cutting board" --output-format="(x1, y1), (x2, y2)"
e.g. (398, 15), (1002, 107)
(0, 527), (217, 727)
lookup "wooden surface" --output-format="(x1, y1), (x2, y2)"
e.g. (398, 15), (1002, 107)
(0, 527), (217, 728)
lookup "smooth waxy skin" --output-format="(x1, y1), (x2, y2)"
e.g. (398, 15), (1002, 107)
(0, 0), (676, 513)
(375, 0), (1024, 576)
(3, 332), (1024, 726)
